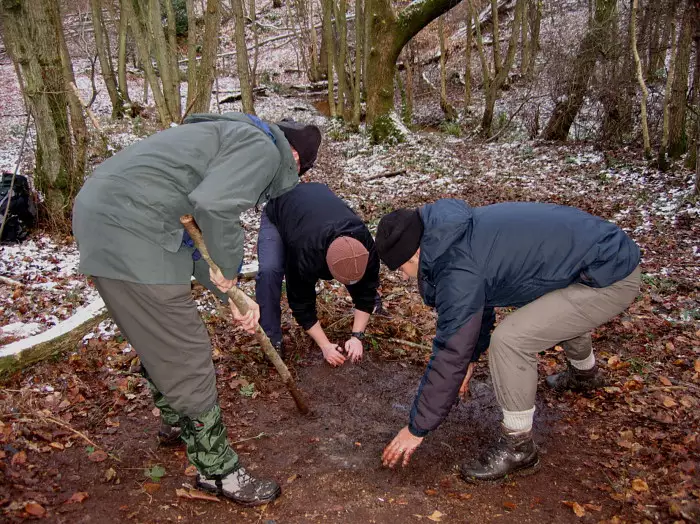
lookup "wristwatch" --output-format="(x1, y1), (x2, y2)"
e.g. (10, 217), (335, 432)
(351, 331), (365, 341)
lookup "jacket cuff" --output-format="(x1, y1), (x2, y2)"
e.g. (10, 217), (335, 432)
(408, 422), (429, 438)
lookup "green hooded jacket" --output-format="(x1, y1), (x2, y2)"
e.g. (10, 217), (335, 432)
(73, 113), (299, 284)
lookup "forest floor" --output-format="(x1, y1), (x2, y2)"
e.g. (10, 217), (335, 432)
(1, 1), (700, 522)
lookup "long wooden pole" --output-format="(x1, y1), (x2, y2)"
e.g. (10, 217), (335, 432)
(180, 215), (310, 415)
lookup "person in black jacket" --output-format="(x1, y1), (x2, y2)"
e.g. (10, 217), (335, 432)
(375, 199), (641, 482)
(256, 183), (380, 365)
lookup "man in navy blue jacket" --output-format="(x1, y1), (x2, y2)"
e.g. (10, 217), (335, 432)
(375, 200), (640, 482)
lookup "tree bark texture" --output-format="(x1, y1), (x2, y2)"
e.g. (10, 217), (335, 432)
(191, 0), (222, 114)
(659, 20), (678, 170)
(366, 0), (466, 131)
(668, 0), (699, 158)
(116, 0), (131, 104)
(464, 0), (473, 110)
(322, 0), (337, 116)
(648, 0), (678, 81)
(0, 0), (87, 225)
(439, 16), (457, 120)
(232, 0), (255, 113)
(541, 0), (617, 141)
(91, 0), (123, 118)
(631, 0), (652, 159)
(481, 0), (524, 136)
(336, 0), (348, 116)
(353, 0), (363, 126)
(147, 0), (181, 120)
(123, 0), (171, 125)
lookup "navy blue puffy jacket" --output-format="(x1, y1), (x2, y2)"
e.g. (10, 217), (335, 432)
(408, 199), (640, 437)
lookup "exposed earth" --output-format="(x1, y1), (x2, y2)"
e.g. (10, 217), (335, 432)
(1, 1), (700, 522)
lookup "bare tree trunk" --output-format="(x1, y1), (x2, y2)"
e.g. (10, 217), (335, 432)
(526, 0), (541, 76)
(668, 0), (698, 158)
(91, 0), (123, 118)
(366, 0), (466, 139)
(337, 0), (348, 116)
(123, 0), (170, 125)
(250, 0), (259, 87)
(232, 0), (255, 113)
(659, 21), (678, 171)
(186, 0), (197, 110)
(439, 16), (457, 120)
(148, 0), (181, 120)
(481, 0), (524, 136)
(464, 0), (473, 110)
(309, 0), (320, 81)
(491, 0), (502, 77)
(0, 0), (87, 226)
(116, 0), (131, 104)
(520, 0), (530, 76)
(404, 43), (415, 124)
(363, 0), (372, 95)
(632, 0), (651, 158)
(192, 0), (222, 114)
(648, 0), (677, 81)
(353, 0), (364, 126)
(323, 0), (337, 116)
(541, 0), (616, 141)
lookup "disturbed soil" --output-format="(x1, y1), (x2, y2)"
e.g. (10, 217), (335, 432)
(1, 2), (700, 523)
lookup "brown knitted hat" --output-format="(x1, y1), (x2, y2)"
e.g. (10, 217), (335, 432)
(326, 236), (369, 285)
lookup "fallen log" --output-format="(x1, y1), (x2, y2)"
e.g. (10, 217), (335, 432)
(0, 263), (260, 381)
(0, 299), (108, 382)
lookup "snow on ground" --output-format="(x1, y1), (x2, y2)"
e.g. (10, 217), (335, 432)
(1, 0), (698, 349)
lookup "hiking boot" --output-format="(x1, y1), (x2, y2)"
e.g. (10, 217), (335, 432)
(273, 340), (286, 360)
(545, 362), (605, 392)
(460, 425), (539, 483)
(196, 467), (281, 506)
(157, 422), (182, 446)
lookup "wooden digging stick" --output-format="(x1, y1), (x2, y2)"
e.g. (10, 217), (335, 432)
(180, 214), (310, 415)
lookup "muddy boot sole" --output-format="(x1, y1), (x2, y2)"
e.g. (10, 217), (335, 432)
(195, 479), (281, 507)
(459, 459), (541, 484)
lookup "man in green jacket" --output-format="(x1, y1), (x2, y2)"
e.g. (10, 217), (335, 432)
(73, 113), (321, 506)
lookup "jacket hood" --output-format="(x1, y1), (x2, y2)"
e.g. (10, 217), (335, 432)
(419, 199), (474, 273)
(184, 112), (299, 203)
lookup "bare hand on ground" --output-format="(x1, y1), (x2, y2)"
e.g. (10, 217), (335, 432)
(230, 294), (260, 334)
(344, 337), (363, 363)
(210, 267), (236, 294)
(321, 343), (346, 366)
(382, 426), (423, 468)
(459, 362), (477, 401)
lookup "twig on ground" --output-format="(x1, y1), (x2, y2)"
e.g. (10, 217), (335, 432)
(0, 276), (24, 287)
(365, 170), (407, 181)
(230, 432), (267, 446)
(383, 338), (431, 351)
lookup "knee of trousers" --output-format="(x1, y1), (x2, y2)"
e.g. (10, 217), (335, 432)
(255, 267), (284, 283)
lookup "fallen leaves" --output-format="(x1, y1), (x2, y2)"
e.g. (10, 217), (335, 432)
(426, 510), (444, 522)
(184, 465), (198, 477)
(66, 492), (89, 504)
(175, 488), (219, 502)
(562, 500), (586, 517)
(143, 483), (161, 494)
(11, 450), (27, 466)
(662, 396), (677, 408)
(104, 467), (117, 482)
(631, 478), (649, 492)
(87, 449), (108, 462)
(24, 502), (46, 517)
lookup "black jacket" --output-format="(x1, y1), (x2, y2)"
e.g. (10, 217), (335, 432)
(265, 183), (380, 330)
(409, 199), (641, 437)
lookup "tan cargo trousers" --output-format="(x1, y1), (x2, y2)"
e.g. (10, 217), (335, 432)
(488, 266), (641, 412)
